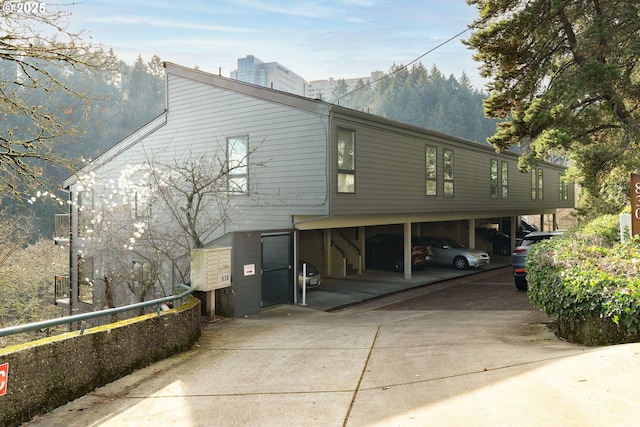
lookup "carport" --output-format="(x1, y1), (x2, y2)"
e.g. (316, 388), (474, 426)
(298, 255), (512, 311)
(296, 215), (528, 271)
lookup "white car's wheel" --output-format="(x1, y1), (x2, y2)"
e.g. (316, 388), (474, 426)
(453, 256), (469, 270)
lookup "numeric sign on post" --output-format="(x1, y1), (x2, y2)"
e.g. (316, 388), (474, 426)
(0, 362), (8, 397)
(633, 174), (640, 238)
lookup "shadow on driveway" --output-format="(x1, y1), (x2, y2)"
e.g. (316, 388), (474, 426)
(377, 267), (533, 311)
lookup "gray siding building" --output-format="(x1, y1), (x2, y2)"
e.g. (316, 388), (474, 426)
(59, 62), (574, 318)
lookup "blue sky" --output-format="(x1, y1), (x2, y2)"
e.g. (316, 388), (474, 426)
(66, 0), (486, 89)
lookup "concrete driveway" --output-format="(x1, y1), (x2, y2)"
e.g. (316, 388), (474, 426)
(25, 267), (640, 426)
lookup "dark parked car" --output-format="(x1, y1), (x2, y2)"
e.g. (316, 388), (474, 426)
(512, 230), (564, 290)
(517, 220), (539, 240)
(476, 227), (511, 256)
(365, 234), (433, 272)
(419, 236), (490, 270)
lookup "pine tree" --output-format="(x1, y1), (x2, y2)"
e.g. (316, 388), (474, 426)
(465, 0), (640, 215)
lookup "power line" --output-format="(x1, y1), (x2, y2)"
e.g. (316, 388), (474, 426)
(332, 24), (477, 106)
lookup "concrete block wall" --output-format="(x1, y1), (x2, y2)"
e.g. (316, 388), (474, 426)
(0, 296), (201, 427)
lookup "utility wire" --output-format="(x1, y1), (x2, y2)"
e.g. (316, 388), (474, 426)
(332, 24), (477, 105)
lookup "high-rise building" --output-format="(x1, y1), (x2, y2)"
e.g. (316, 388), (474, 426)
(230, 55), (385, 101)
(230, 55), (306, 96)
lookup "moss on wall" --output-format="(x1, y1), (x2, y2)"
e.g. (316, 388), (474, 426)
(0, 297), (201, 427)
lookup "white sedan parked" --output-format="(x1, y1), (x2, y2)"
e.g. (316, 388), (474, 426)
(418, 236), (490, 270)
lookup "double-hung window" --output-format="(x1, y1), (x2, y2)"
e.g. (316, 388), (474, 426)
(532, 167), (543, 199)
(135, 185), (151, 218)
(337, 128), (355, 193)
(559, 175), (569, 200)
(501, 161), (509, 198)
(77, 190), (94, 237)
(490, 159), (499, 199)
(78, 255), (93, 304)
(443, 149), (454, 197)
(426, 146), (437, 196)
(491, 159), (509, 199)
(227, 135), (248, 194)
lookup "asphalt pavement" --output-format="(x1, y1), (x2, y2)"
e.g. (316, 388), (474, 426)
(23, 267), (640, 426)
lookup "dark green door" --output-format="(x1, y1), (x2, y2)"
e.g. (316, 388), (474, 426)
(261, 233), (292, 307)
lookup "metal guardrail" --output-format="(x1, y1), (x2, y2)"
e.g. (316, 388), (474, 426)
(0, 284), (194, 338)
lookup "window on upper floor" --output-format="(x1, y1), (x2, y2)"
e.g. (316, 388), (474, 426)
(426, 146), (437, 196)
(337, 128), (355, 193)
(78, 255), (93, 304)
(78, 190), (93, 237)
(227, 135), (248, 194)
(559, 175), (569, 200)
(443, 149), (454, 197)
(501, 161), (509, 198)
(490, 159), (499, 199)
(491, 159), (509, 199)
(538, 168), (544, 199)
(135, 185), (152, 219)
(531, 167), (543, 200)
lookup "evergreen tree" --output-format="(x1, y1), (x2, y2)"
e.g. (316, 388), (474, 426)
(369, 63), (497, 144)
(122, 55), (165, 127)
(349, 78), (374, 112)
(330, 79), (350, 105)
(465, 0), (640, 216)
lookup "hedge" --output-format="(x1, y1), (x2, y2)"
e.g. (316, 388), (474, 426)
(526, 214), (640, 345)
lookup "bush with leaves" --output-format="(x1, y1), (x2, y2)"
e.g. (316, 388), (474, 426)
(527, 214), (640, 345)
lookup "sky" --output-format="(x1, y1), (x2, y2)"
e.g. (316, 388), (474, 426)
(63, 0), (487, 89)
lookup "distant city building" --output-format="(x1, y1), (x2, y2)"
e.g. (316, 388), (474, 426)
(230, 55), (306, 96)
(306, 71), (386, 101)
(230, 55), (385, 100)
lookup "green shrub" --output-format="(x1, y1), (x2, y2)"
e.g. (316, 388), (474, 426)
(526, 215), (640, 345)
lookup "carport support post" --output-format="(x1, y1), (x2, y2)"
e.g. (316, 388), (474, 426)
(468, 218), (476, 248)
(358, 226), (365, 273)
(324, 229), (331, 276)
(403, 222), (412, 279)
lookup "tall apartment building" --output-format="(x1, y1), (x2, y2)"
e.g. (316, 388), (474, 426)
(230, 55), (307, 96)
(230, 55), (385, 100)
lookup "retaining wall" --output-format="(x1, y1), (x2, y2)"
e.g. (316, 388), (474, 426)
(0, 296), (201, 427)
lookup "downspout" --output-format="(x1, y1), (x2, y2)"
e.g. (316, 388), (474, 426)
(325, 106), (333, 276)
(327, 106), (332, 222)
(292, 104), (334, 228)
(292, 104), (334, 288)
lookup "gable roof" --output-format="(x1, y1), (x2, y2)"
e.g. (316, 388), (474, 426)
(163, 62), (327, 115)
(63, 62), (567, 190)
